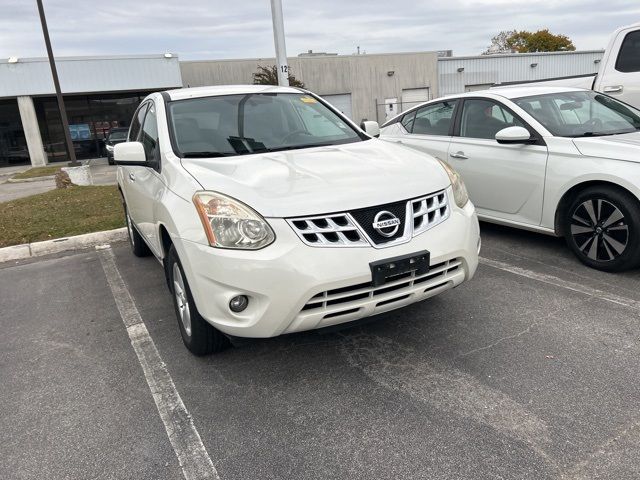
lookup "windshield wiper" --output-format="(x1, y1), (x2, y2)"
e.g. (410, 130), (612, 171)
(181, 151), (234, 158)
(261, 143), (334, 153)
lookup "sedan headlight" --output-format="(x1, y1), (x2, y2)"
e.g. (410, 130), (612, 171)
(193, 192), (275, 249)
(437, 159), (469, 208)
(105, 144), (114, 152)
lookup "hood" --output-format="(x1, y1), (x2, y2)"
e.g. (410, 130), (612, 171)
(572, 132), (640, 163)
(180, 139), (450, 217)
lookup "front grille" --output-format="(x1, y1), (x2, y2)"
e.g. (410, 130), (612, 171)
(287, 213), (368, 247)
(294, 258), (463, 325)
(412, 191), (449, 236)
(287, 189), (450, 249)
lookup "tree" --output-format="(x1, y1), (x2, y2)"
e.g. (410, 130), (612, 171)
(482, 30), (516, 55)
(252, 65), (304, 88)
(483, 29), (576, 55)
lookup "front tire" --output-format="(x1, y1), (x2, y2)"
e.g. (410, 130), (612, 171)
(563, 186), (640, 272)
(167, 245), (229, 355)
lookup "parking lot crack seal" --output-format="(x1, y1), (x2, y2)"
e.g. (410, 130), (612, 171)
(456, 322), (539, 358)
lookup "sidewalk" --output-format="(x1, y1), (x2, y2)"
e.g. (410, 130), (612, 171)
(0, 157), (117, 202)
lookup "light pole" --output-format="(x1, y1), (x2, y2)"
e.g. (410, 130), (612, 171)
(269, 0), (289, 86)
(35, 0), (79, 166)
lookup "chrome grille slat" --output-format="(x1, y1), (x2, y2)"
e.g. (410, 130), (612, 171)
(287, 213), (368, 247)
(294, 258), (464, 323)
(412, 191), (449, 236)
(287, 189), (450, 248)
(321, 259), (460, 303)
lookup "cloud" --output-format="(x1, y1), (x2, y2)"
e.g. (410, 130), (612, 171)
(1, 0), (638, 60)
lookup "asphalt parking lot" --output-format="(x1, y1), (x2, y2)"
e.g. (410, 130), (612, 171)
(2, 223), (640, 480)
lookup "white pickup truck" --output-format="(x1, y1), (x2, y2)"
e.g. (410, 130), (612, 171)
(499, 24), (640, 108)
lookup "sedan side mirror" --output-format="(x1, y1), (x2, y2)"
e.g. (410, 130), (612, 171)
(114, 142), (147, 166)
(361, 120), (380, 138)
(495, 126), (534, 144)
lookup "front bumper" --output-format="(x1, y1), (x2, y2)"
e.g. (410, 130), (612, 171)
(174, 195), (480, 338)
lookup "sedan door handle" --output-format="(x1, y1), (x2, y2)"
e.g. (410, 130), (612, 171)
(128, 172), (136, 182)
(449, 151), (468, 160)
(603, 85), (623, 93)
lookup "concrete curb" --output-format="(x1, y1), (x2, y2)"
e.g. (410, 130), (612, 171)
(7, 175), (56, 183)
(0, 228), (128, 263)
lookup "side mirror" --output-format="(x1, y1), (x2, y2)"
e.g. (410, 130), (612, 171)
(360, 120), (380, 138)
(495, 126), (534, 144)
(114, 142), (147, 165)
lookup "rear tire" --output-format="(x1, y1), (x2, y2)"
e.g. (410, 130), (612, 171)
(563, 186), (640, 272)
(125, 205), (151, 257)
(167, 245), (229, 356)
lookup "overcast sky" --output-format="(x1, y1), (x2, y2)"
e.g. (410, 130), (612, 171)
(2, 1), (638, 60)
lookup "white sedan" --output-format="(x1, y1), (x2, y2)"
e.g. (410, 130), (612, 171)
(115, 85), (479, 355)
(381, 86), (640, 272)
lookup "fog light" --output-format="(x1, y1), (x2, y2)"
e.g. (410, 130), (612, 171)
(229, 295), (248, 313)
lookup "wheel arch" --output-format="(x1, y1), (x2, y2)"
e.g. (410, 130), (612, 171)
(554, 180), (640, 236)
(158, 223), (174, 289)
(158, 223), (173, 259)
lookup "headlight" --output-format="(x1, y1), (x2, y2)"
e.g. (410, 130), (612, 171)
(437, 159), (469, 208)
(193, 192), (275, 249)
(105, 144), (114, 152)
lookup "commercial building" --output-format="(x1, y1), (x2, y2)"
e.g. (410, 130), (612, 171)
(0, 54), (182, 168)
(438, 50), (604, 96)
(180, 51), (440, 125)
(0, 49), (607, 169)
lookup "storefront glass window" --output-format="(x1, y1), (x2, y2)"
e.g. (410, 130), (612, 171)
(34, 91), (150, 162)
(0, 100), (30, 167)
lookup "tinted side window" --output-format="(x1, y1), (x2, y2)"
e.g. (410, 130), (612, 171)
(410, 101), (457, 136)
(615, 30), (640, 73)
(460, 99), (525, 140)
(140, 104), (158, 162)
(129, 103), (148, 141)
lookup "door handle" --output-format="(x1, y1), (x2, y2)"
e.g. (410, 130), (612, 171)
(128, 172), (136, 182)
(603, 85), (623, 93)
(450, 151), (468, 160)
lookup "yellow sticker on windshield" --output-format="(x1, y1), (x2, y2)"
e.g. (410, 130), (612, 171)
(300, 96), (317, 103)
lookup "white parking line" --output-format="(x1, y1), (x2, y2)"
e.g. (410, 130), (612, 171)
(480, 257), (640, 311)
(98, 247), (220, 480)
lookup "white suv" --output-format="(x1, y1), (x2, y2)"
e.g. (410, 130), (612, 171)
(115, 85), (480, 355)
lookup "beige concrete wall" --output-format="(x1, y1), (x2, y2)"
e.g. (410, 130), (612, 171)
(180, 52), (439, 123)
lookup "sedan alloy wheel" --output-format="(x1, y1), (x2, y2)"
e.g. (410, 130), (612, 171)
(570, 198), (629, 262)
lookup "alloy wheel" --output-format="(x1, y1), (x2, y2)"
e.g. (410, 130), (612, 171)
(570, 198), (629, 262)
(173, 263), (192, 336)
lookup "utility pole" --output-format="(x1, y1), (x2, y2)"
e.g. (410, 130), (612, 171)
(36, 0), (79, 166)
(269, 0), (289, 87)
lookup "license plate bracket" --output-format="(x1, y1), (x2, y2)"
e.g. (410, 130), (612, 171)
(370, 251), (430, 287)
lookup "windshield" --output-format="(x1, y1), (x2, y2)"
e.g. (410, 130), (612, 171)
(108, 131), (128, 141)
(513, 91), (640, 137)
(167, 93), (364, 157)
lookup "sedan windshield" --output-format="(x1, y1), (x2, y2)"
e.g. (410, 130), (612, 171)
(167, 93), (364, 157)
(513, 91), (640, 137)
(108, 131), (127, 141)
